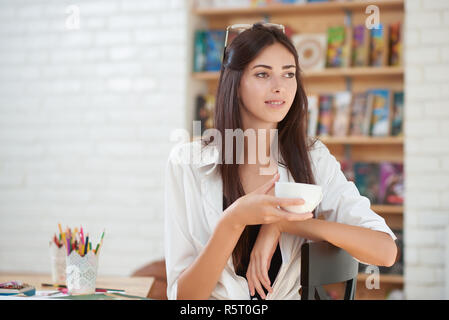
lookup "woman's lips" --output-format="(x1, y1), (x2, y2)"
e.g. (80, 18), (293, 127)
(265, 100), (285, 109)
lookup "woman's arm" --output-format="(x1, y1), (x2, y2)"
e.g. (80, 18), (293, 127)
(277, 218), (398, 267)
(176, 174), (311, 299)
(177, 214), (244, 300)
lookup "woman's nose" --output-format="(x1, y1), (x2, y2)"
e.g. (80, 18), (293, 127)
(271, 76), (285, 93)
(271, 82), (284, 93)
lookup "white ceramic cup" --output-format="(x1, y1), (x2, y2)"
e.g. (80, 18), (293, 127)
(274, 182), (323, 214)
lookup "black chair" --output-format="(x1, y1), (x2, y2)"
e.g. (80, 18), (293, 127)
(300, 241), (359, 300)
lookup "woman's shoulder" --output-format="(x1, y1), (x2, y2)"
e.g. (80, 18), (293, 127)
(307, 137), (330, 161)
(167, 139), (218, 168)
(168, 140), (198, 165)
(306, 138), (337, 183)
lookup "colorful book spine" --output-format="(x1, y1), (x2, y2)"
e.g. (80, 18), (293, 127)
(204, 30), (225, 72)
(370, 24), (389, 67)
(193, 30), (207, 72)
(352, 24), (369, 67)
(317, 94), (333, 136)
(379, 162), (404, 205)
(326, 26), (345, 68)
(349, 92), (371, 136)
(391, 92), (404, 136)
(389, 22), (402, 66)
(354, 162), (380, 204)
(369, 89), (391, 137)
(332, 91), (352, 137)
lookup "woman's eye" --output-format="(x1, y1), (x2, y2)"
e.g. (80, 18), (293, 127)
(255, 72), (296, 78)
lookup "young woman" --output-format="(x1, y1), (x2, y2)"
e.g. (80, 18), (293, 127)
(164, 23), (397, 300)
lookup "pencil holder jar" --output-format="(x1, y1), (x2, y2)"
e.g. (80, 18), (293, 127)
(65, 251), (98, 295)
(49, 242), (66, 285)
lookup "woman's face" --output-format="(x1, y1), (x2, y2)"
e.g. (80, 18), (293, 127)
(239, 42), (297, 130)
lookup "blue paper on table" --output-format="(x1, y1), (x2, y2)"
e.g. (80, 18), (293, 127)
(0, 281), (36, 296)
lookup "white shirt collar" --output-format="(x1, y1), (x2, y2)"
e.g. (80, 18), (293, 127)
(194, 140), (289, 179)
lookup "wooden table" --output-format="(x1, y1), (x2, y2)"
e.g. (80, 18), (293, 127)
(0, 273), (154, 299)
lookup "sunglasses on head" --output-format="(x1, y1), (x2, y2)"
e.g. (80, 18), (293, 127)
(222, 23), (286, 65)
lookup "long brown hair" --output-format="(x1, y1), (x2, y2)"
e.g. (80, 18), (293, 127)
(202, 23), (318, 275)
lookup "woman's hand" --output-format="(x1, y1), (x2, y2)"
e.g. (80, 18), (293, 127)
(224, 173), (314, 229)
(246, 223), (281, 299)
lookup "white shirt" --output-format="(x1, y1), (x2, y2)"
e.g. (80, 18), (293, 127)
(164, 139), (397, 300)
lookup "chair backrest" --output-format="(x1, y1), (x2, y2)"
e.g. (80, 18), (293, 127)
(300, 241), (359, 300)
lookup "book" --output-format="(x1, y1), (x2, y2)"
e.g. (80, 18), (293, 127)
(0, 281), (36, 296)
(307, 94), (319, 137)
(341, 157), (355, 182)
(369, 89), (391, 137)
(204, 94), (215, 129)
(277, 0), (307, 4)
(195, 94), (207, 134)
(332, 91), (352, 136)
(193, 30), (207, 72)
(379, 162), (404, 205)
(195, 94), (215, 135)
(354, 162), (380, 204)
(349, 92), (371, 136)
(291, 33), (327, 71)
(370, 24), (389, 67)
(204, 30), (225, 72)
(317, 94), (333, 136)
(391, 91), (404, 136)
(342, 26), (353, 68)
(326, 26), (345, 68)
(251, 0), (271, 6)
(389, 22), (402, 66)
(352, 24), (370, 67)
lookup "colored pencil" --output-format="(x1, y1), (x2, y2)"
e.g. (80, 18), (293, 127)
(84, 235), (89, 255)
(56, 224), (105, 257)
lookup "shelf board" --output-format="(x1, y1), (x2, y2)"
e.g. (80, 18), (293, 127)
(193, 71), (220, 81)
(371, 205), (403, 215)
(305, 66), (403, 78)
(357, 273), (404, 284)
(192, 135), (403, 145)
(192, 67), (403, 81)
(194, 0), (404, 16)
(319, 136), (404, 145)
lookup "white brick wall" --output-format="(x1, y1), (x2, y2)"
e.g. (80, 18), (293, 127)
(404, 0), (449, 300)
(0, 0), (189, 276)
(2, 0), (448, 297)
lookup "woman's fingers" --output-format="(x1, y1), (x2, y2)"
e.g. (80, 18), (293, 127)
(250, 263), (266, 299)
(258, 257), (273, 294)
(247, 261), (266, 299)
(273, 206), (314, 221)
(246, 268), (255, 297)
(248, 258), (272, 299)
(255, 256), (270, 293)
(272, 196), (305, 207)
